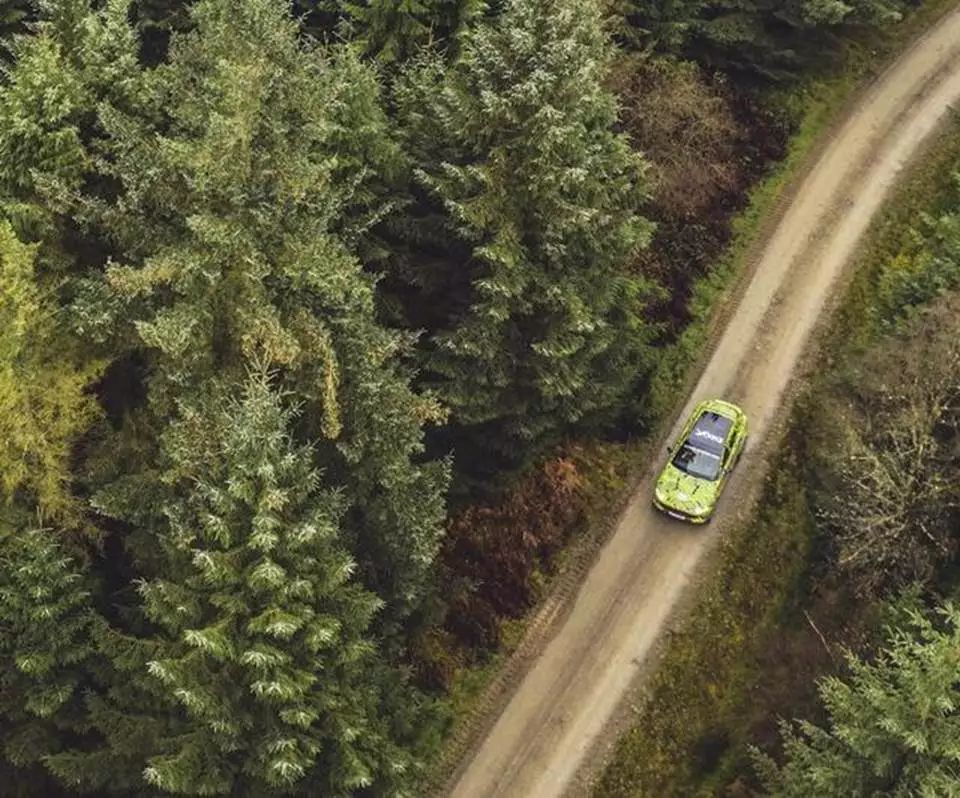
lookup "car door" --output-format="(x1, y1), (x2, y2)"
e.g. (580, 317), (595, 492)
(718, 445), (734, 490)
(718, 421), (744, 487)
(725, 421), (746, 479)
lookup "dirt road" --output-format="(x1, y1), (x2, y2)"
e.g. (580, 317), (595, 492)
(445, 7), (960, 797)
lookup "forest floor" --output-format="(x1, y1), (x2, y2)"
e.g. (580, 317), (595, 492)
(441, 6), (960, 797)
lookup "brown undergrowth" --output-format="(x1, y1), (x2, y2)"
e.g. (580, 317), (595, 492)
(414, 455), (586, 690)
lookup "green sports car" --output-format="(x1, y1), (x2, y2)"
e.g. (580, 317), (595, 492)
(653, 398), (748, 524)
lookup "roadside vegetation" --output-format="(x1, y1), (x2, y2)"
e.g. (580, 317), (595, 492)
(593, 110), (960, 797)
(0, 0), (948, 795)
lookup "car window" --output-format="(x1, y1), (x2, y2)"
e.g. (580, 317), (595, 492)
(672, 442), (722, 481)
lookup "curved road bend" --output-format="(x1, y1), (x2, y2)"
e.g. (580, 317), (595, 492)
(447, 6), (960, 797)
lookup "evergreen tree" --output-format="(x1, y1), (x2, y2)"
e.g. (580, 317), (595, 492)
(0, 0), (140, 518)
(0, 0), (447, 790)
(0, 0), (144, 241)
(0, 0), (30, 57)
(0, 31), (88, 239)
(393, 0), (656, 474)
(756, 602), (960, 796)
(315, 0), (486, 62)
(68, 0), (448, 620)
(49, 373), (426, 795)
(0, 221), (99, 518)
(0, 520), (97, 772)
(624, 0), (904, 78)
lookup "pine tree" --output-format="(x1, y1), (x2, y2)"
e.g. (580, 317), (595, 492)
(756, 603), (960, 796)
(340, 0), (485, 62)
(0, 0), (144, 241)
(0, 519), (97, 772)
(393, 0), (656, 472)
(0, 0), (31, 56)
(295, 0), (486, 63)
(0, 0), (447, 790)
(0, 0), (446, 791)
(0, 33), (87, 238)
(624, 0), (903, 78)
(49, 373), (425, 794)
(66, 0), (449, 620)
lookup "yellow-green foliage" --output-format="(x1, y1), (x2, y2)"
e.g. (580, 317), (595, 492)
(0, 221), (99, 517)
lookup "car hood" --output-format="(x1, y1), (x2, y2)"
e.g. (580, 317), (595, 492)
(655, 463), (720, 513)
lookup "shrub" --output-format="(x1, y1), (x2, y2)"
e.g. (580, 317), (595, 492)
(439, 458), (585, 661)
(813, 292), (960, 596)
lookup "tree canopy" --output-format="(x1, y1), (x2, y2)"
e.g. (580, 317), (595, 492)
(624, 0), (904, 78)
(0, 0), (917, 792)
(757, 602), (960, 796)
(392, 0), (656, 476)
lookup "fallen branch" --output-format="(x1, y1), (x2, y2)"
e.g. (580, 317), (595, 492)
(804, 610), (837, 665)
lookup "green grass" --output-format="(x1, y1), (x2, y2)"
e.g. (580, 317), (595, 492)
(592, 96), (960, 798)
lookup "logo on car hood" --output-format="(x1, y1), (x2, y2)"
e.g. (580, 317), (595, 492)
(692, 428), (725, 445)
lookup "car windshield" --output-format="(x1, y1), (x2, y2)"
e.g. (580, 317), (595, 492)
(672, 443), (722, 481)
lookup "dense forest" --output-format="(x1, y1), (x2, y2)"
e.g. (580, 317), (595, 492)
(0, 0), (948, 795)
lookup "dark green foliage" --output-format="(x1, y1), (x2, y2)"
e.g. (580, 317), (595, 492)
(49, 374), (427, 795)
(392, 0), (656, 474)
(873, 174), (960, 326)
(0, 30), (88, 236)
(623, 0), (906, 79)
(0, 0), (31, 54)
(0, 0), (448, 791)
(67, 0), (449, 621)
(0, 0), (937, 790)
(0, 0), (145, 249)
(0, 521), (96, 770)
(306, 0), (487, 62)
(756, 602), (960, 796)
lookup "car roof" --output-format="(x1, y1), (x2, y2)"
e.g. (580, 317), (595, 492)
(686, 410), (733, 455)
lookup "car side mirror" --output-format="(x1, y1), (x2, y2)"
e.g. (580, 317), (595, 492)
(666, 445), (673, 455)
